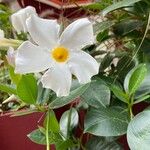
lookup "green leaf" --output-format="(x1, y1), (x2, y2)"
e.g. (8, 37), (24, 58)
(96, 30), (110, 43)
(0, 83), (17, 95)
(102, 0), (142, 16)
(132, 1), (150, 16)
(84, 3), (103, 11)
(36, 82), (51, 104)
(84, 107), (129, 136)
(128, 64), (147, 95)
(28, 129), (47, 145)
(113, 20), (143, 36)
(127, 108), (150, 150)
(49, 83), (90, 109)
(86, 136), (123, 150)
(60, 108), (79, 139)
(94, 20), (115, 33)
(28, 129), (62, 145)
(44, 110), (60, 133)
(17, 74), (38, 104)
(81, 79), (110, 108)
(56, 139), (76, 150)
(115, 55), (136, 81)
(100, 53), (115, 71)
(9, 66), (21, 85)
(110, 84), (128, 103)
(135, 64), (150, 98)
(134, 95), (150, 104)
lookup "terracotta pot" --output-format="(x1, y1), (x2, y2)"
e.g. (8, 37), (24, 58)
(0, 112), (47, 150)
(0, 103), (73, 150)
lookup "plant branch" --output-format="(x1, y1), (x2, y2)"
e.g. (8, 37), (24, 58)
(46, 111), (50, 150)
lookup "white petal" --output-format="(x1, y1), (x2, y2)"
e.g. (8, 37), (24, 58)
(6, 47), (16, 67)
(11, 6), (37, 33)
(15, 41), (51, 74)
(68, 51), (99, 84)
(41, 64), (72, 97)
(0, 29), (4, 39)
(60, 18), (94, 50)
(26, 15), (60, 49)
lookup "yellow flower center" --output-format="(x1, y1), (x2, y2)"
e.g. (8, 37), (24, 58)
(52, 47), (69, 62)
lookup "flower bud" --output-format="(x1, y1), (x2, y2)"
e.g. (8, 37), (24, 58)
(6, 47), (16, 67)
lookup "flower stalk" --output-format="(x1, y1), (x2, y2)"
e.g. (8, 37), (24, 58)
(46, 110), (50, 150)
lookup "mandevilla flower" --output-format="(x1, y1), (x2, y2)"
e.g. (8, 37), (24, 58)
(0, 29), (16, 66)
(15, 15), (99, 97)
(6, 47), (16, 67)
(11, 6), (37, 33)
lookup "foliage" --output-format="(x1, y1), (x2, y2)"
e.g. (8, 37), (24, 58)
(1, 0), (150, 150)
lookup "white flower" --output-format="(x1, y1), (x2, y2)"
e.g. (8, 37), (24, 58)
(11, 6), (37, 33)
(6, 47), (16, 67)
(15, 15), (99, 97)
(0, 29), (17, 67)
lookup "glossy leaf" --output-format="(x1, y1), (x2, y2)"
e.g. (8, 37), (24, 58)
(28, 129), (47, 145)
(81, 79), (110, 108)
(0, 83), (17, 95)
(60, 108), (79, 138)
(86, 136), (123, 150)
(102, 0), (142, 16)
(127, 108), (150, 150)
(113, 20), (143, 36)
(36, 82), (51, 104)
(115, 55), (136, 81)
(56, 139), (76, 150)
(94, 21), (115, 33)
(28, 129), (62, 145)
(17, 74), (38, 104)
(49, 83), (90, 109)
(100, 53), (115, 71)
(110, 84), (128, 103)
(44, 110), (60, 133)
(96, 30), (109, 43)
(9, 66), (21, 85)
(84, 107), (129, 136)
(134, 95), (150, 104)
(128, 64), (147, 95)
(135, 64), (150, 98)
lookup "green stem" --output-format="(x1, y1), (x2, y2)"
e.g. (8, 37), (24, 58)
(128, 104), (133, 120)
(46, 111), (50, 150)
(128, 95), (134, 120)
